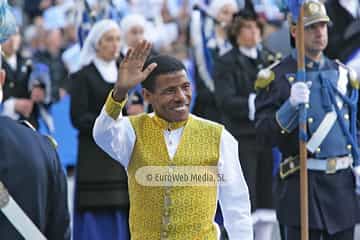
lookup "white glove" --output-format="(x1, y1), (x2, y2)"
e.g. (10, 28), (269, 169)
(289, 82), (310, 107)
(248, 93), (256, 121)
(353, 166), (360, 195)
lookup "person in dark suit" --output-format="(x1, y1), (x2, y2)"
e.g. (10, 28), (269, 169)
(70, 19), (129, 240)
(0, 68), (70, 239)
(214, 8), (278, 215)
(1, 31), (37, 127)
(1, 30), (53, 132)
(255, 1), (360, 239)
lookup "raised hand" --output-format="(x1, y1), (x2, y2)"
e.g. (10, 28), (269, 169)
(113, 40), (157, 101)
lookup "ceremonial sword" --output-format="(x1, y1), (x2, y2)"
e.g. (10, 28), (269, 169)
(0, 182), (47, 240)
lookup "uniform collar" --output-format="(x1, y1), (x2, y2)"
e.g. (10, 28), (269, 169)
(291, 49), (326, 70)
(153, 114), (189, 130)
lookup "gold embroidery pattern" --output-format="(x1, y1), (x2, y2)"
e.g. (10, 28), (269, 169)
(128, 114), (223, 240)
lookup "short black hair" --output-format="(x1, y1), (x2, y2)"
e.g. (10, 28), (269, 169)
(227, 9), (262, 47)
(141, 55), (186, 92)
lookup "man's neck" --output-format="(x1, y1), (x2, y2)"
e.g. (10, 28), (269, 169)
(306, 51), (322, 62)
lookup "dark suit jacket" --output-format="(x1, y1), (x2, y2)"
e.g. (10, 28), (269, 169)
(214, 47), (273, 139)
(70, 62), (129, 210)
(1, 54), (39, 128)
(0, 116), (70, 239)
(255, 55), (360, 234)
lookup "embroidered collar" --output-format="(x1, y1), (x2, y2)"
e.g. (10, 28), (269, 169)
(153, 114), (189, 130)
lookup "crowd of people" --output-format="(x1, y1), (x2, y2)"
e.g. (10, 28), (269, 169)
(1, 0), (360, 239)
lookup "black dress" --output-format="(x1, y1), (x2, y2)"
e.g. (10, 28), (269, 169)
(70, 62), (129, 210)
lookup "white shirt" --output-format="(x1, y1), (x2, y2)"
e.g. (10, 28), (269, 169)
(5, 54), (17, 70)
(93, 110), (253, 240)
(239, 47), (258, 59)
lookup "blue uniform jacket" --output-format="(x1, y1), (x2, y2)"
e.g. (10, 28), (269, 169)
(255, 53), (360, 234)
(0, 116), (70, 239)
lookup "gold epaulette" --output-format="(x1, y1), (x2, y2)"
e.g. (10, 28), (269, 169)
(267, 52), (283, 63)
(335, 59), (359, 89)
(254, 60), (281, 90)
(18, 120), (58, 148)
(45, 135), (58, 149)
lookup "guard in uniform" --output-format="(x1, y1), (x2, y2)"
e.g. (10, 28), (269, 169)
(0, 69), (70, 239)
(255, 1), (360, 239)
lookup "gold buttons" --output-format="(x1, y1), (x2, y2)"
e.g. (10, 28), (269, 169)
(288, 76), (295, 83)
(162, 222), (170, 231)
(316, 147), (321, 153)
(164, 195), (171, 207)
(267, 55), (274, 61)
(281, 130), (285, 134)
(344, 114), (349, 120)
(305, 103), (310, 109)
(308, 117), (314, 124)
(347, 145), (352, 150)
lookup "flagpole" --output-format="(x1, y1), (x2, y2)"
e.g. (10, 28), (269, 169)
(295, 5), (309, 240)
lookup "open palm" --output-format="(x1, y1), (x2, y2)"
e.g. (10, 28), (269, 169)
(114, 41), (157, 97)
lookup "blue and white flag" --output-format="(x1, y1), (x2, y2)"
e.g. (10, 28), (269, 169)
(0, 0), (16, 43)
(287, 0), (305, 22)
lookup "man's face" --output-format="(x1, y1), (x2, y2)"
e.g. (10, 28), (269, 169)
(46, 29), (63, 53)
(143, 70), (192, 122)
(304, 22), (328, 54)
(2, 32), (21, 56)
(236, 20), (261, 48)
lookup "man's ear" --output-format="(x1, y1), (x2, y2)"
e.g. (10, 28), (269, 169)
(0, 70), (5, 86)
(290, 25), (297, 38)
(142, 88), (152, 103)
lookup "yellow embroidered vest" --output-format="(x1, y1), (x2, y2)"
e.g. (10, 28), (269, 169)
(128, 114), (223, 240)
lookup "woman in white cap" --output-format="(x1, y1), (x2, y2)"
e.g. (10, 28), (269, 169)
(70, 19), (130, 240)
(120, 14), (148, 57)
(120, 14), (158, 115)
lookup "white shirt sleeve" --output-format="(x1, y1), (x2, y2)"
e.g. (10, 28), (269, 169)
(93, 108), (136, 169)
(218, 129), (253, 240)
